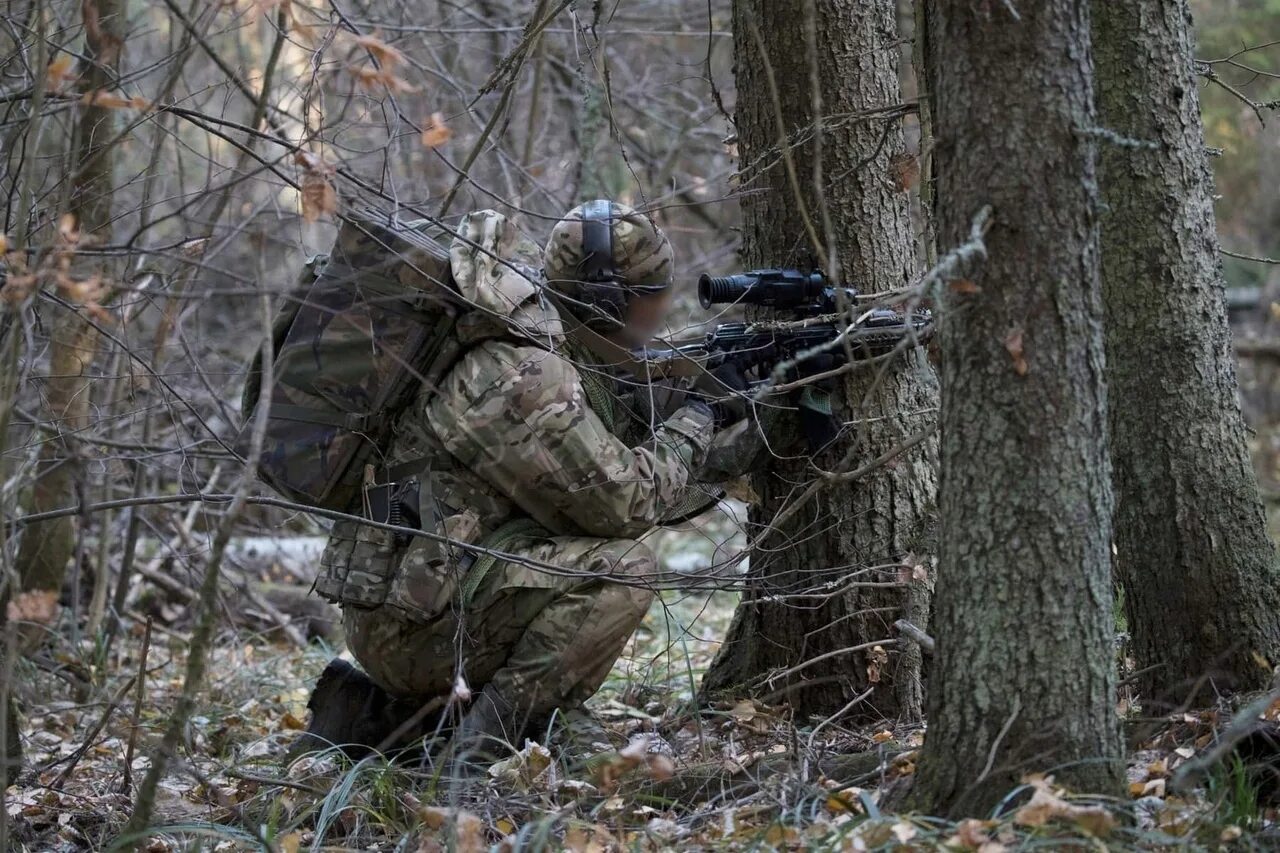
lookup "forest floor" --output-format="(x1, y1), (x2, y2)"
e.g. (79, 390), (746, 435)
(6, 526), (1280, 851)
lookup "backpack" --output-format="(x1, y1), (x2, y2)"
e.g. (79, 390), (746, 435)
(237, 209), (467, 511)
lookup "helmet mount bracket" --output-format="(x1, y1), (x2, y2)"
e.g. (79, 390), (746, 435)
(579, 199), (628, 325)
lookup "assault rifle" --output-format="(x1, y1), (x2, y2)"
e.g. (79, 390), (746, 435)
(641, 268), (934, 449)
(692, 269), (932, 374)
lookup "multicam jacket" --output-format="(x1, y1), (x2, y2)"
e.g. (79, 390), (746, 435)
(314, 210), (720, 621)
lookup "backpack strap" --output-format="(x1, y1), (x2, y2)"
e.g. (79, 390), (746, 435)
(459, 517), (550, 608)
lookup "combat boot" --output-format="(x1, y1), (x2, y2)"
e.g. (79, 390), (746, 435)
(444, 686), (521, 784)
(290, 658), (428, 761)
(550, 705), (619, 776)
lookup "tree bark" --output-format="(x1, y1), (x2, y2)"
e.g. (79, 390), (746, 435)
(1093, 0), (1280, 704)
(14, 0), (123, 598)
(910, 0), (1123, 816)
(700, 0), (939, 720)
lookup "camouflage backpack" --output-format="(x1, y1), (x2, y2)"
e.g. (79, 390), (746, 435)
(237, 209), (467, 512)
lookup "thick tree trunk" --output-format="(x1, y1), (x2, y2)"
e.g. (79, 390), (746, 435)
(14, 0), (123, 598)
(910, 0), (1123, 816)
(1093, 0), (1280, 704)
(701, 0), (939, 720)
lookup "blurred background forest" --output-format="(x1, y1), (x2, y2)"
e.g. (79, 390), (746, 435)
(1, 0), (1278, 848)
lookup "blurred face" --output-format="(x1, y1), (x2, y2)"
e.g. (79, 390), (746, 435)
(611, 288), (673, 348)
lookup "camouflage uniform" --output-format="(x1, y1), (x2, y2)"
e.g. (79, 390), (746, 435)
(314, 207), (730, 721)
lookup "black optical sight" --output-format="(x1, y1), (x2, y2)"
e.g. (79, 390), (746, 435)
(697, 268), (862, 316)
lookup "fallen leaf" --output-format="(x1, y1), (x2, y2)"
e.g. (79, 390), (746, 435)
(488, 739), (553, 792)
(871, 730), (894, 744)
(422, 111), (454, 148)
(419, 805), (449, 830)
(1004, 328), (1028, 376)
(455, 811), (485, 853)
(1014, 776), (1116, 837)
(949, 278), (981, 295)
(948, 818), (995, 850)
(645, 752), (675, 781)
(7, 590), (59, 625)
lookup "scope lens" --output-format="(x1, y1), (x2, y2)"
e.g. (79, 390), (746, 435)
(697, 274), (715, 309)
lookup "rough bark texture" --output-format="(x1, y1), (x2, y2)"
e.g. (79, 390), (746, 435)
(1093, 0), (1280, 703)
(700, 0), (939, 719)
(14, 0), (122, 597)
(910, 0), (1123, 816)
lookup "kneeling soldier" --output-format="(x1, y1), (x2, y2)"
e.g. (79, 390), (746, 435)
(299, 201), (753, 773)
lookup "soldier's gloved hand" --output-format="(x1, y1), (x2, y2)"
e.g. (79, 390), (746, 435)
(694, 362), (750, 428)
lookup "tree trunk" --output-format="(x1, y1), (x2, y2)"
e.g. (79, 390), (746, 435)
(910, 0), (1123, 816)
(700, 0), (939, 720)
(1093, 0), (1280, 704)
(14, 0), (123, 598)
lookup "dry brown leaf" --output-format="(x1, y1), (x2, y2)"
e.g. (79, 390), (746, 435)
(300, 172), (337, 223)
(46, 54), (76, 91)
(948, 818), (996, 850)
(347, 64), (418, 93)
(866, 645), (889, 684)
(419, 805), (449, 830)
(871, 730), (894, 744)
(1013, 777), (1116, 837)
(1, 273), (37, 307)
(422, 112), (454, 148)
(949, 278), (981, 295)
(7, 590), (59, 625)
(58, 213), (80, 244)
(456, 811), (485, 853)
(1004, 328), (1028, 376)
(889, 152), (919, 191)
(81, 90), (150, 111)
(352, 33), (406, 68)
(645, 752), (675, 782)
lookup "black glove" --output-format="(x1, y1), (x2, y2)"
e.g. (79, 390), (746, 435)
(694, 361), (750, 428)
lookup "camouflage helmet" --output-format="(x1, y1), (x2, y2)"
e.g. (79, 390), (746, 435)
(543, 200), (674, 329)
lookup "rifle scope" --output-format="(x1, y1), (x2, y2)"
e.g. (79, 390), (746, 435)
(697, 269), (828, 310)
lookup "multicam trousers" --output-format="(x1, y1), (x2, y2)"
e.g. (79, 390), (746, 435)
(343, 535), (656, 716)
